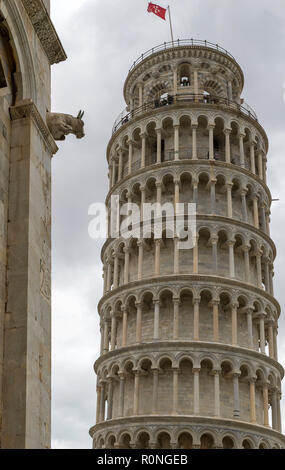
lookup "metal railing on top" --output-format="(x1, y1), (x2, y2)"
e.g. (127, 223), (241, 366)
(112, 93), (258, 134)
(129, 39), (236, 73)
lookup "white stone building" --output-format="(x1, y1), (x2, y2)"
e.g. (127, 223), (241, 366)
(90, 40), (285, 449)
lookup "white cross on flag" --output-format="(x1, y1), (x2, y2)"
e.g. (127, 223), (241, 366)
(147, 2), (167, 20)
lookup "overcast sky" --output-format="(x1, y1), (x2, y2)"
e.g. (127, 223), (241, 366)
(50, 0), (285, 448)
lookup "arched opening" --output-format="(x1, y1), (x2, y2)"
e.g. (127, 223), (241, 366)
(178, 432), (193, 449)
(200, 433), (215, 449)
(222, 436), (235, 449)
(157, 432), (171, 449)
(242, 439), (253, 449)
(136, 431), (150, 449)
(120, 433), (132, 449)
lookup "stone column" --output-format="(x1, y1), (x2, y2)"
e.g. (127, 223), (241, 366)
(174, 178), (180, 210)
(152, 369), (159, 414)
(231, 303), (238, 346)
(258, 150), (263, 180)
(103, 318), (110, 354)
(228, 240), (235, 278)
(249, 378), (256, 423)
(118, 148), (123, 180)
(247, 308), (253, 349)
(108, 164), (112, 191)
(271, 388), (278, 430)
(137, 240), (143, 280)
(193, 179), (198, 205)
(118, 373), (125, 417)
(110, 312), (117, 351)
(156, 181), (162, 204)
(226, 183), (233, 218)
(193, 368), (200, 415)
(260, 203), (267, 233)
(113, 253), (119, 289)
(263, 155), (267, 182)
(255, 251), (262, 288)
(224, 129), (231, 164)
(103, 265), (107, 295)
(122, 306), (128, 348)
(210, 180), (216, 214)
(123, 246), (130, 284)
(138, 83), (143, 107)
(173, 66), (178, 93)
(241, 189), (248, 223)
(208, 124), (215, 160)
(243, 245), (251, 283)
(133, 371), (140, 415)
(174, 125), (180, 160)
(153, 300), (160, 340)
(213, 370), (221, 417)
(264, 256), (270, 293)
(250, 142), (256, 174)
(233, 373), (240, 418)
(228, 80), (233, 100)
(211, 236), (218, 275)
(156, 128), (162, 163)
(107, 378), (113, 420)
(140, 185), (146, 223)
(111, 157), (116, 186)
(128, 140), (133, 175)
(100, 322), (104, 355)
(277, 392), (282, 433)
(192, 124), (198, 159)
(212, 300), (220, 342)
(96, 382), (101, 424)
(141, 132), (146, 168)
(106, 260), (112, 292)
(174, 236), (180, 275)
(239, 133), (245, 168)
(99, 381), (106, 421)
(172, 368), (179, 414)
(193, 70), (199, 97)
(263, 382), (269, 427)
(273, 325), (278, 361)
(268, 321), (274, 358)
(154, 239), (161, 276)
(252, 196), (259, 229)
(193, 297), (200, 341)
(173, 298), (180, 340)
(259, 314), (266, 354)
(193, 234), (199, 274)
(135, 302), (142, 343)
(269, 264), (274, 296)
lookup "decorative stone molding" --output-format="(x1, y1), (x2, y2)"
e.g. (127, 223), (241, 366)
(90, 415), (285, 449)
(124, 46), (244, 102)
(10, 99), (58, 154)
(21, 0), (67, 64)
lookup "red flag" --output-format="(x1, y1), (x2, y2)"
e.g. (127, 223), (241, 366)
(147, 2), (167, 20)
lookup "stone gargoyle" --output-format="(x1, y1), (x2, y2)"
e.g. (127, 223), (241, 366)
(46, 110), (85, 141)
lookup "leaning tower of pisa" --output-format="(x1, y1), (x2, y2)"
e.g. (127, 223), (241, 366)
(90, 39), (285, 449)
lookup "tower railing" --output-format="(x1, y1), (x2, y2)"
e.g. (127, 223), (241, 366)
(112, 93), (258, 134)
(129, 39), (236, 73)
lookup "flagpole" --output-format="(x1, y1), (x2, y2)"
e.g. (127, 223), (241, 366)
(167, 6), (174, 46)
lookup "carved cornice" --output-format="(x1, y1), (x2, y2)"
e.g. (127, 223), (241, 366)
(21, 0), (67, 65)
(90, 415), (285, 444)
(97, 274), (281, 315)
(10, 99), (58, 154)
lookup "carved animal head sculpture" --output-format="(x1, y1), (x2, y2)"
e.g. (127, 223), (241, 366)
(46, 111), (85, 141)
(76, 110), (85, 139)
